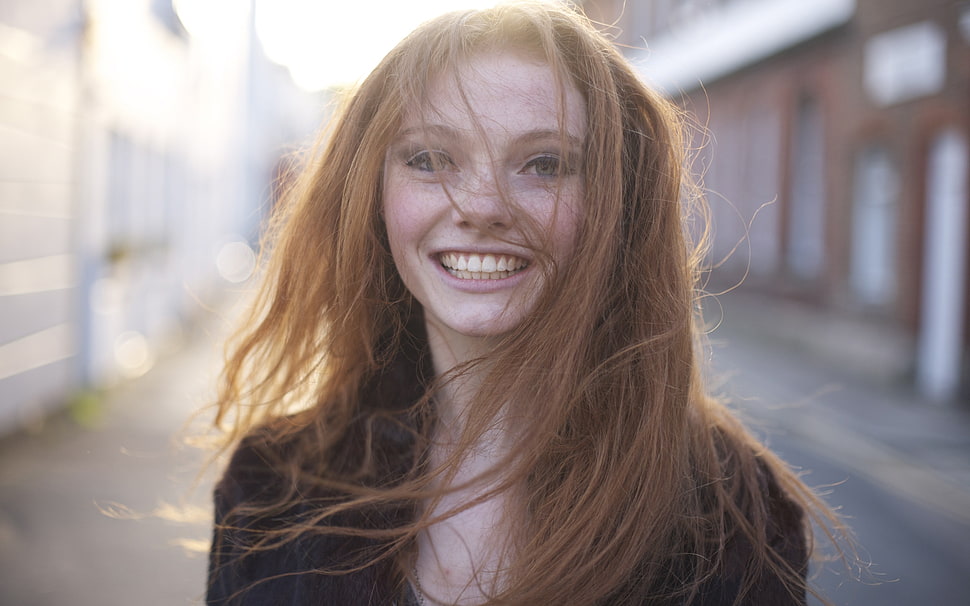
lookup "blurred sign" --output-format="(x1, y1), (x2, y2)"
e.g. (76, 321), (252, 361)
(864, 21), (946, 107)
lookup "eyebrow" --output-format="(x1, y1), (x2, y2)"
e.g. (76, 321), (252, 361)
(395, 124), (584, 147)
(516, 128), (585, 148)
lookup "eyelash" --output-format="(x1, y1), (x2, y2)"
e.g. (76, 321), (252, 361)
(405, 150), (455, 173)
(521, 155), (564, 177)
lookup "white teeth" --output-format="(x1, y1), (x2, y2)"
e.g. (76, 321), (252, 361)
(481, 254), (496, 272)
(439, 253), (527, 280)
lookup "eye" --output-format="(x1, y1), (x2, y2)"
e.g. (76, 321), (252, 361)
(405, 150), (455, 173)
(521, 155), (563, 177)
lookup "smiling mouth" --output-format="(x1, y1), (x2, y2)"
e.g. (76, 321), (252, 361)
(439, 252), (528, 280)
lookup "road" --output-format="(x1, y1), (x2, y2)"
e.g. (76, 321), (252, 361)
(776, 438), (970, 605)
(0, 313), (224, 606)
(710, 291), (970, 605)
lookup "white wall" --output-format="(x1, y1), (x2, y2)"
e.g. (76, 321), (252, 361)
(0, 2), (83, 431)
(0, 0), (323, 434)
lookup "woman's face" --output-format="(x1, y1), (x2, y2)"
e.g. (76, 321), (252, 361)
(383, 50), (587, 345)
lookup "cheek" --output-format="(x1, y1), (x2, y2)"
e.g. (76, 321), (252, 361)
(382, 207), (409, 286)
(384, 209), (415, 278)
(382, 181), (417, 254)
(383, 199), (405, 250)
(383, 185), (437, 291)
(548, 189), (584, 259)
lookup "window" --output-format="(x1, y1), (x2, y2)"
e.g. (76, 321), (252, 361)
(850, 145), (898, 306)
(786, 95), (826, 280)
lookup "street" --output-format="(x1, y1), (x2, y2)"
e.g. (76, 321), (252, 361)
(779, 438), (969, 605)
(0, 311), (225, 606)
(1, 292), (969, 605)
(710, 290), (970, 605)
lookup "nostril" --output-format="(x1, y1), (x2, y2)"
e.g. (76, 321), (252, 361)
(455, 213), (511, 231)
(456, 219), (510, 233)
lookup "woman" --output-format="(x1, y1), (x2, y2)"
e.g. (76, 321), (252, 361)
(207, 3), (846, 604)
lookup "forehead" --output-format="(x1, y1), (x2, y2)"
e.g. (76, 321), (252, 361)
(400, 50), (587, 140)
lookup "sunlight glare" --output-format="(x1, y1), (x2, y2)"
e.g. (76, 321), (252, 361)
(173, 0), (250, 41)
(254, 0), (507, 90)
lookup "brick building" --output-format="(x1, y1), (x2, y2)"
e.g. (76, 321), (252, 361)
(582, 0), (970, 401)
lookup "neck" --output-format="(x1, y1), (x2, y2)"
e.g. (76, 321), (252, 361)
(423, 318), (526, 476)
(425, 320), (498, 427)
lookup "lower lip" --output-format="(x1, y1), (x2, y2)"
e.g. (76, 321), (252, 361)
(434, 257), (530, 292)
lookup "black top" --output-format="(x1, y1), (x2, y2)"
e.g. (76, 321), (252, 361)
(207, 337), (807, 605)
(207, 438), (807, 605)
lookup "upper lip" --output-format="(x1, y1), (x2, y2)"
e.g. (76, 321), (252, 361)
(431, 246), (532, 259)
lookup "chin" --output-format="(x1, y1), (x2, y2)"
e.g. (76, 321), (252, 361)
(430, 312), (524, 342)
(453, 321), (518, 340)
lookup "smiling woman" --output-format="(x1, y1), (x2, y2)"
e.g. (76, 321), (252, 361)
(205, 2), (851, 605)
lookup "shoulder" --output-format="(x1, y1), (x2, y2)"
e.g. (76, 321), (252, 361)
(207, 429), (308, 604)
(206, 365), (426, 605)
(213, 429), (291, 514)
(206, 323), (429, 604)
(757, 455), (808, 572)
(697, 444), (809, 605)
(207, 428), (405, 605)
(712, 423), (808, 557)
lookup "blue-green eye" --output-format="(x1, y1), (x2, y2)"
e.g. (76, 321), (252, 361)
(523, 155), (562, 177)
(405, 150), (455, 172)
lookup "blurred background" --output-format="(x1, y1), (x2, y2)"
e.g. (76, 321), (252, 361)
(585, 0), (970, 404)
(0, 0), (968, 604)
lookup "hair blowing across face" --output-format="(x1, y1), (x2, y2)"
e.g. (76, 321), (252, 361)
(211, 2), (851, 605)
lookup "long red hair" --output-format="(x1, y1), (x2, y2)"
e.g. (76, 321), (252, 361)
(211, 3), (851, 604)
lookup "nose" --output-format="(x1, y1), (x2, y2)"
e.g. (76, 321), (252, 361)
(452, 171), (511, 231)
